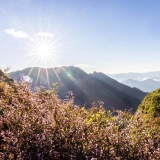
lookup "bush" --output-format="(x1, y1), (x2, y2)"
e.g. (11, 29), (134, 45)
(0, 80), (160, 159)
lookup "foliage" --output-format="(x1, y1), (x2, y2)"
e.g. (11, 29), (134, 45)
(137, 88), (160, 133)
(0, 75), (160, 159)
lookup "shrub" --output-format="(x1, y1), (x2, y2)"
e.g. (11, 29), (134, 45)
(0, 79), (160, 159)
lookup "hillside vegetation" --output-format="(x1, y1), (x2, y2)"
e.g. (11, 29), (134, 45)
(137, 89), (160, 133)
(0, 70), (160, 159)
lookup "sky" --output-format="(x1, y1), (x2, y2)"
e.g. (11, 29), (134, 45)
(1, 0), (160, 74)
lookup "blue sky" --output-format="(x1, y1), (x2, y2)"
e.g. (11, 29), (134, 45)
(1, 0), (160, 73)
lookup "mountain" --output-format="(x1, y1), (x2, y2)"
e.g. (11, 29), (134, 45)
(8, 66), (147, 111)
(122, 79), (160, 92)
(108, 71), (160, 82)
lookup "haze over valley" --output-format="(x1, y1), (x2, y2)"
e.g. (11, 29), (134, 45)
(109, 71), (160, 92)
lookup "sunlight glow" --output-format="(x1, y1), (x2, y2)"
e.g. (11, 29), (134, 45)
(35, 43), (52, 58)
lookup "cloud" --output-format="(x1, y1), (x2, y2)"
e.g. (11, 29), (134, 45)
(73, 64), (94, 68)
(4, 29), (28, 38)
(36, 32), (54, 37)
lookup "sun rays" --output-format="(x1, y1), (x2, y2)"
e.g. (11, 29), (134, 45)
(17, 27), (68, 88)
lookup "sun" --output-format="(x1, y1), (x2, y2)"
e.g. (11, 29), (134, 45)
(36, 43), (51, 58)
(26, 38), (57, 64)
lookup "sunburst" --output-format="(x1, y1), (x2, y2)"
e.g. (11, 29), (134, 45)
(27, 39), (55, 65)
(17, 31), (69, 89)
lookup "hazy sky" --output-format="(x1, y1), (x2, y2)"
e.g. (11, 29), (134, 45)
(1, 0), (160, 74)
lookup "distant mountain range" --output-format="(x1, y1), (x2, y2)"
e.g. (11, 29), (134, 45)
(107, 71), (160, 92)
(122, 79), (160, 92)
(8, 66), (147, 111)
(108, 71), (160, 82)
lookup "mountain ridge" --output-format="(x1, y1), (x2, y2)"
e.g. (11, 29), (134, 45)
(8, 66), (147, 111)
